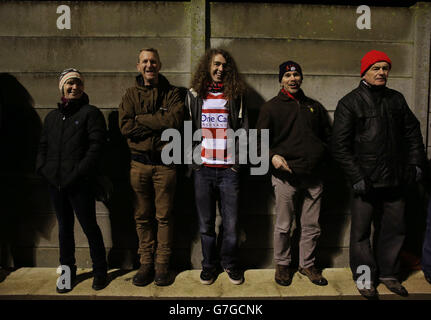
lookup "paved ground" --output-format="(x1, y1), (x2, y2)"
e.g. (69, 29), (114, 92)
(1, 267), (431, 300)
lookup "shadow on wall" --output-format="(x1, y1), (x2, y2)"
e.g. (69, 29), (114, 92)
(0, 73), (45, 270)
(102, 110), (138, 270)
(238, 84), (275, 268)
(170, 86), (200, 271)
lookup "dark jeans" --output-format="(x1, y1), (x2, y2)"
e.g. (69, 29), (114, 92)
(350, 187), (405, 283)
(194, 166), (240, 270)
(48, 182), (107, 275)
(422, 198), (431, 276)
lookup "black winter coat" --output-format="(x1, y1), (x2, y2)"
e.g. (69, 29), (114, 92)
(332, 81), (426, 188)
(256, 89), (331, 178)
(36, 93), (106, 188)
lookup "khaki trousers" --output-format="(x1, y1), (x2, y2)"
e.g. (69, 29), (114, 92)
(130, 161), (177, 265)
(272, 175), (323, 268)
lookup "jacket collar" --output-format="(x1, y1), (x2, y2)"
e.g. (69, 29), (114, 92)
(278, 88), (306, 103)
(58, 92), (89, 117)
(135, 73), (170, 90)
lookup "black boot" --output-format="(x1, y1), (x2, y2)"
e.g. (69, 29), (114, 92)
(92, 271), (108, 290)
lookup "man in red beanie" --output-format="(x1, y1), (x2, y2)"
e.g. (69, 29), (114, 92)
(332, 50), (426, 299)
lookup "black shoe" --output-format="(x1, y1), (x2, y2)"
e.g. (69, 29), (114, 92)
(200, 268), (217, 285)
(275, 264), (293, 286)
(92, 273), (108, 290)
(155, 263), (171, 286)
(425, 273), (431, 284)
(380, 279), (408, 297)
(224, 267), (244, 285)
(357, 283), (378, 300)
(56, 265), (77, 294)
(132, 264), (154, 287)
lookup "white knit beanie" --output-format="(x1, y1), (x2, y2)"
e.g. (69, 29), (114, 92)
(59, 68), (84, 92)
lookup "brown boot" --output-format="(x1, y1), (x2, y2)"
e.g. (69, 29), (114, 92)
(155, 263), (171, 286)
(132, 264), (154, 287)
(275, 264), (292, 286)
(298, 265), (328, 286)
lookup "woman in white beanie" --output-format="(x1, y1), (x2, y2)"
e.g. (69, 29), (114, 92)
(36, 68), (108, 293)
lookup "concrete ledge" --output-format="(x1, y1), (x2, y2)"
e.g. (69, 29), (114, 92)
(1, 268), (430, 300)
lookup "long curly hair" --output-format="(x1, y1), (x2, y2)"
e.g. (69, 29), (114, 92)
(190, 48), (246, 100)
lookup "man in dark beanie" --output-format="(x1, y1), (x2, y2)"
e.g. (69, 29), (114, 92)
(256, 60), (331, 287)
(332, 50), (426, 299)
(36, 68), (108, 293)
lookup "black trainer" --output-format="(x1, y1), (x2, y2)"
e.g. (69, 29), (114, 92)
(200, 268), (217, 285)
(224, 267), (244, 285)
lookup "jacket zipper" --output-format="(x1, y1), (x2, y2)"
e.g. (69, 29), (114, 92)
(57, 114), (66, 190)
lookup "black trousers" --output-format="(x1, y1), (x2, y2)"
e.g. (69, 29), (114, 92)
(350, 187), (406, 283)
(48, 181), (107, 275)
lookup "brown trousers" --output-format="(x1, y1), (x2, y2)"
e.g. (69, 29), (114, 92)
(130, 161), (177, 265)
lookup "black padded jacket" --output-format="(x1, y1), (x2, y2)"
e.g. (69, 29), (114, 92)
(36, 93), (106, 188)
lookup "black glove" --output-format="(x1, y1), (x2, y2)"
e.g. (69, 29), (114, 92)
(404, 165), (421, 185)
(352, 179), (369, 196)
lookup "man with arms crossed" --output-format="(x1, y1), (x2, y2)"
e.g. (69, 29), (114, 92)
(119, 48), (185, 286)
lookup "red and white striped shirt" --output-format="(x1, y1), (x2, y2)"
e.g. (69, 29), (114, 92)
(201, 92), (232, 167)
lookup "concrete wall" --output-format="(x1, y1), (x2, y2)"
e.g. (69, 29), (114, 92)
(0, 1), (430, 270)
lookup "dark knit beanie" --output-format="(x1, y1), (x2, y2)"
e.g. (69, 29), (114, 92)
(360, 50), (392, 77)
(279, 61), (303, 82)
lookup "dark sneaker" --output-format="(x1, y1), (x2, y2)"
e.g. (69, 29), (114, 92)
(357, 283), (378, 300)
(275, 264), (292, 286)
(155, 263), (171, 286)
(56, 265), (77, 294)
(200, 268), (217, 285)
(132, 264), (154, 287)
(92, 272), (108, 290)
(425, 273), (431, 284)
(224, 267), (244, 285)
(298, 265), (328, 286)
(380, 279), (408, 297)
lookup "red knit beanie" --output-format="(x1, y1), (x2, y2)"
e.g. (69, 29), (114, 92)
(360, 50), (392, 76)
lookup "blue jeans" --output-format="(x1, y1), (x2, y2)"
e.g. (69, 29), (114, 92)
(193, 166), (240, 270)
(422, 198), (431, 276)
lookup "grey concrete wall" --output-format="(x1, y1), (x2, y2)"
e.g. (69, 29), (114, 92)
(0, 1), (429, 271)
